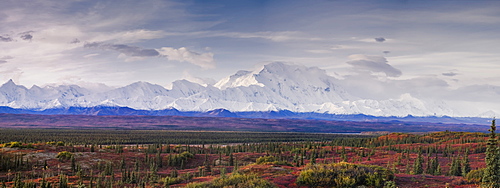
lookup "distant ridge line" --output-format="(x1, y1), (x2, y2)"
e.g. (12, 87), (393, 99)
(0, 106), (490, 125)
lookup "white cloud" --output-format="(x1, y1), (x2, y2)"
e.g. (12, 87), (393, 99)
(83, 42), (216, 69)
(0, 56), (13, 64)
(346, 54), (402, 77)
(442, 72), (458, 77)
(448, 84), (500, 102)
(158, 47), (215, 69)
(91, 29), (167, 44)
(420, 7), (500, 24)
(306, 49), (333, 54)
(222, 31), (321, 42)
(84, 42), (160, 57)
(162, 30), (322, 42)
(182, 70), (216, 86)
(0, 67), (23, 84)
(83, 53), (99, 58)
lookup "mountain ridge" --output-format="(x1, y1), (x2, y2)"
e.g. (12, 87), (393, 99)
(0, 105), (491, 125)
(0, 62), (497, 117)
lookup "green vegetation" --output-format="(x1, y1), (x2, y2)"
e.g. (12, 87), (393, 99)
(255, 155), (276, 164)
(482, 118), (500, 187)
(296, 162), (394, 187)
(184, 172), (277, 188)
(2, 141), (33, 148)
(56, 151), (73, 160)
(467, 168), (484, 184)
(0, 124), (495, 187)
(0, 129), (373, 145)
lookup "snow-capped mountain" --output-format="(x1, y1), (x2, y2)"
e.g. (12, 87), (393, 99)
(0, 62), (497, 117)
(0, 79), (92, 109)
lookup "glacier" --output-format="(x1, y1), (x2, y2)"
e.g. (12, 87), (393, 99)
(0, 62), (497, 117)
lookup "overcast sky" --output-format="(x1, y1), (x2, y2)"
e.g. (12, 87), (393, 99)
(1, 0), (499, 101)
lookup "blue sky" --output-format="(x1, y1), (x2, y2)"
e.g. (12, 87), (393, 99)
(0, 0), (499, 103)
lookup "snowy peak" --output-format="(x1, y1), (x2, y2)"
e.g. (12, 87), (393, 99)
(255, 62), (333, 89)
(215, 62), (351, 101)
(0, 62), (497, 117)
(1, 79), (17, 88)
(117, 81), (167, 96)
(169, 80), (209, 97)
(215, 62), (303, 89)
(0, 79), (27, 92)
(215, 70), (263, 90)
(259, 61), (309, 75)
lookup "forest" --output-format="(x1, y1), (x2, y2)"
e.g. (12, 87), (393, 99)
(0, 120), (498, 187)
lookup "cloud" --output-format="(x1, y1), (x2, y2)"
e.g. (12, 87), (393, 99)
(182, 70), (216, 86)
(0, 67), (23, 84)
(0, 35), (13, 42)
(444, 84), (500, 102)
(92, 29), (168, 44)
(2, 31), (35, 42)
(70, 38), (80, 44)
(0, 56), (13, 64)
(222, 31), (319, 42)
(306, 49), (333, 54)
(84, 42), (215, 69)
(346, 54), (402, 77)
(84, 42), (159, 57)
(374, 37), (386, 42)
(158, 47), (215, 69)
(110, 44), (159, 57)
(83, 53), (99, 58)
(1, 56), (13, 59)
(395, 76), (449, 91)
(339, 72), (452, 100)
(442, 72), (458, 77)
(19, 31), (33, 41)
(162, 30), (321, 42)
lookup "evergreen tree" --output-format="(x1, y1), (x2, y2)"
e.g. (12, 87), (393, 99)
(482, 118), (500, 187)
(228, 153), (234, 166)
(413, 150), (424, 174)
(156, 151), (162, 168)
(461, 150), (471, 177)
(71, 155), (76, 172)
(425, 155), (432, 174)
(436, 163), (441, 175)
(449, 157), (462, 176)
(431, 154), (440, 175)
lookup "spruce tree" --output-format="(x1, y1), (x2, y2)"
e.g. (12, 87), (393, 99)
(461, 150), (471, 177)
(229, 153), (234, 166)
(449, 157), (462, 176)
(425, 155), (432, 174)
(482, 118), (500, 187)
(431, 154), (440, 175)
(413, 150), (424, 174)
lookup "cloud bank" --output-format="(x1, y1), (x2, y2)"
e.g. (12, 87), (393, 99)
(346, 54), (402, 77)
(158, 47), (215, 69)
(84, 42), (215, 69)
(0, 35), (13, 42)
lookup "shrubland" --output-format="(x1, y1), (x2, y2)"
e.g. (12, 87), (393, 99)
(0, 125), (496, 187)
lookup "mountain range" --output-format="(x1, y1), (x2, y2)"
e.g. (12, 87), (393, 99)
(0, 62), (497, 118)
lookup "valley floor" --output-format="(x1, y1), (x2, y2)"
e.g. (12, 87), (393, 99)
(0, 130), (490, 187)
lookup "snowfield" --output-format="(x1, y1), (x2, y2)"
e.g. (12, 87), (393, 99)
(0, 62), (497, 117)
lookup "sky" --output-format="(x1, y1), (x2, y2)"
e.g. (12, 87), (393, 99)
(0, 0), (500, 105)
